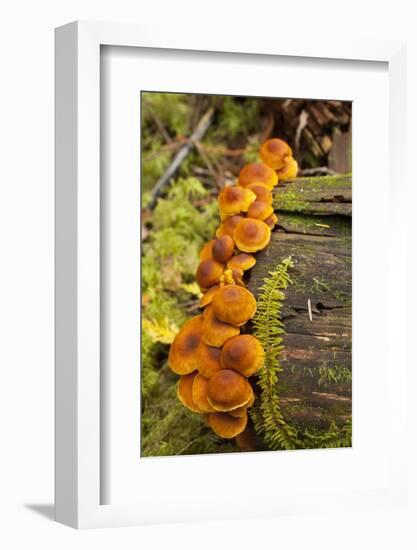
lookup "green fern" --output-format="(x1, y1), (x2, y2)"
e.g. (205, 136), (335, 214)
(250, 257), (300, 450)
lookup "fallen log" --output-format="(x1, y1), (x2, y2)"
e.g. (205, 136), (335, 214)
(248, 174), (352, 438)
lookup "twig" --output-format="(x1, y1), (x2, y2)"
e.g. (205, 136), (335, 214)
(148, 107), (215, 209)
(300, 167), (339, 176)
(143, 100), (173, 144)
(193, 140), (222, 187)
(307, 298), (313, 322)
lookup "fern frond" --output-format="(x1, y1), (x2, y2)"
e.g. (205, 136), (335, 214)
(250, 256), (301, 450)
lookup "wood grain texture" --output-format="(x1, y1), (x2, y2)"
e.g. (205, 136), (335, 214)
(248, 175), (352, 434)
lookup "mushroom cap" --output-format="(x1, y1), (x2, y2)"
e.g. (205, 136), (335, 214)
(277, 156), (298, 180)
(168, 315), (204, 375)
(260, 138), (292, 170)
(212, 235), (235, 263)
(199, 285), (219, 308)
(192, 373), (216, 413)
(216, 214), (244, 238)
(207, 369), (253, 411)
(238, 162), (278, 189)
(218, 186), (256, 217)
(202, 304), (240, 347)
(264, 213), (278, 229)
(227, 253), (256, 272)
(208, 411), (248, 439)
(195, 341), (223, 378)
(211, 285), (256, 326)
(220, 334), (265, 377)
(177, 372), (203, 413)
(196, 258), (224, 290)
(247, 200), (274, 221)
(199, 239), (215, 261)
(228, 406), (247, 418)
(246, 183), (273, 205)
(233, 218), (271, 253)
(228, 389), (254, 418)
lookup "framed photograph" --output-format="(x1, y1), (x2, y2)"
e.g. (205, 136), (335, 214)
(55, 21), (408, 528)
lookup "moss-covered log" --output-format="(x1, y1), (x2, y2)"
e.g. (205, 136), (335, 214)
(248, 174), (352, 440)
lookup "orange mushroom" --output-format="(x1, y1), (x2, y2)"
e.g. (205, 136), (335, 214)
(264, 213), (278, 229)
(247, 200), (274, 221)
(227, 253), (256, 272)
(212, 235), (235, 263)
(216, 214), (244, 238)
(177, 372), (203, 413)
(238, 162), (278, 189)
(202, 304), (240, 347)
(246, 182), (273, 205)
(168, 315), (204, 375)
(196, 258), (224, 290)
(220, 334), (265, 377)
(211, 285), (256, 326)
(195, 341), (223, 378)
(218, 186), (256, 218)
(233, 218), (271, 253)
(260, 138), (292, 170)
(199, 239), (215, 261)
(192, 373), (216, 413)
(277, 156), (298, 180)
(229, 392), (254, 418)
(208, 411), (248, 439)
(199, 285), (219, 308)
(207, 369), (253, 411)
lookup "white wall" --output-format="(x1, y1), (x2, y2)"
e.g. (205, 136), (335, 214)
(0, 1), (416, 548)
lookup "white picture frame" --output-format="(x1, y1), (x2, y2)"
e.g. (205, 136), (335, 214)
(55, 21), (408, 529)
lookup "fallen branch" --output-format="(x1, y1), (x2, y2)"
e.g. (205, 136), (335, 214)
(148, 106), (215, 209)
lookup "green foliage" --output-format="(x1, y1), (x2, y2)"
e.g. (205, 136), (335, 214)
(212, 96), (260, 140)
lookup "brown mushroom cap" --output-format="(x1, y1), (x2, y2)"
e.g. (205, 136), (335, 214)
(260, 138), (292, 170)
(233, 218), (271, 253)
(238, 162), (278, 189)
(277, 156), (298, 180)
(208, 411), (248, 438)
(177, 372), (203, 413)
(247, 200), (274, 221)
(218, 186), (256, 217)
(220, 334), (265, 377)
(199, 285), (219, 308)
(207, 369), (253, 412)
(246, 183), (273, 205)
(264, 213), (278, 229)
(229, 405), (247, 418)
(192, 373), (216, 413)
(212, 235), (235, 263)
(202, 304), (240, 347)
(228, 388), (254, 418)
(168, 315), (204, 375)
(196, 258), (224, 290)
(195, 341), (223, 378)
(216, 215), (244, 238)
(199, 239), (215, 261)
(227, 253), (256, 272)
(211, 285), (256, 326)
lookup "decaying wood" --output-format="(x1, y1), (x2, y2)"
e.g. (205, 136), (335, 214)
(248, 175), (352, 434)
(149, 106), (215, 209)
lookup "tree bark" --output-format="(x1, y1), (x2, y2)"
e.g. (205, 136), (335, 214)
(248, 175), (352, 433)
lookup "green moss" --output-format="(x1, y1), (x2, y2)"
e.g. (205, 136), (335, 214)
(274, 190), (311, 213)
(294, 174), (352, 189)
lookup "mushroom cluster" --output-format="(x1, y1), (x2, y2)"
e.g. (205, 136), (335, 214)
(168, 138), (297, 440)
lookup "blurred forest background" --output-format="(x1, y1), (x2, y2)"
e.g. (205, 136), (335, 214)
(141, 92), (352, 457)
